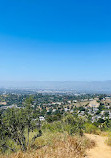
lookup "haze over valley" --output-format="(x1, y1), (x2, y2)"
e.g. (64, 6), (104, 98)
(0, 80), (111, 94)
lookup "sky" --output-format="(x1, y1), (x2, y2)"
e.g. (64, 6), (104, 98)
(0, 0), (111, 81)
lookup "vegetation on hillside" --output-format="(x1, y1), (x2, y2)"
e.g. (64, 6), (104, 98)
(0, 95), (111, 157)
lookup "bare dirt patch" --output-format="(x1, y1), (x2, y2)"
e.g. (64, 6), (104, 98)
(85, 134), (111, 158)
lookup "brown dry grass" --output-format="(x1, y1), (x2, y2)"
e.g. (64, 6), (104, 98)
(106, 132), (111, 146)
(0, 133), (95, 158)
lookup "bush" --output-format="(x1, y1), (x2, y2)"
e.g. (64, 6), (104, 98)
(63, 114), (84, 136)
(42, 121), (64, 133)
(42, 114), (85, 136)
(84, 123), (101, 135)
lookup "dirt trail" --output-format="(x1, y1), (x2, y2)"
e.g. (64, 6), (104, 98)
(85, 134), (111, 158)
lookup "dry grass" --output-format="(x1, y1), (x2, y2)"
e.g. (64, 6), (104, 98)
(106, 132), (111, 146)
(0, 132), (95, 158)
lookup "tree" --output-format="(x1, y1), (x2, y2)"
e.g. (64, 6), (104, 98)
(0, 97), (42, 153)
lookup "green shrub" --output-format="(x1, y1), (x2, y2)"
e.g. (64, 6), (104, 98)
(84, 123), (101, 135)
(42, 114), (85, 136)
(42, 121), (63, 133)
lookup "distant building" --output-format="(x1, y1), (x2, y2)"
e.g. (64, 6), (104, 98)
(52, 109), (56, 112)
(39, 116), (45, 121)
(67, 101), (71, 104)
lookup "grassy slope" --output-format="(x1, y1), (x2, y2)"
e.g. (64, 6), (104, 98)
(0, 132), (95, 158)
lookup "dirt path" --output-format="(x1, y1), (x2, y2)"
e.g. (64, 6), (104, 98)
(85, 134), (111, 158)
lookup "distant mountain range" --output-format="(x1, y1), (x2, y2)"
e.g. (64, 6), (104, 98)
(0, 81), (111, 93)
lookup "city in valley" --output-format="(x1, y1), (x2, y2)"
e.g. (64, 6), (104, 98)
(0, 89), (111, 124)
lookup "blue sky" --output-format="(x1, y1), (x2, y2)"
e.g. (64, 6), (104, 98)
(0, 0), (111, 81)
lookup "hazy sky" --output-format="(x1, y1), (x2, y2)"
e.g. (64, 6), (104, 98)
(0, 0), (111, 81)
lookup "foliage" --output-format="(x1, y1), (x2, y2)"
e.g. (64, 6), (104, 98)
(0, 97), (42, 153)
(46, 114), (61, 123)
(42, 114), (85, 136)
(84, 123), (101, 135)
(0, 132), (95, 158)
